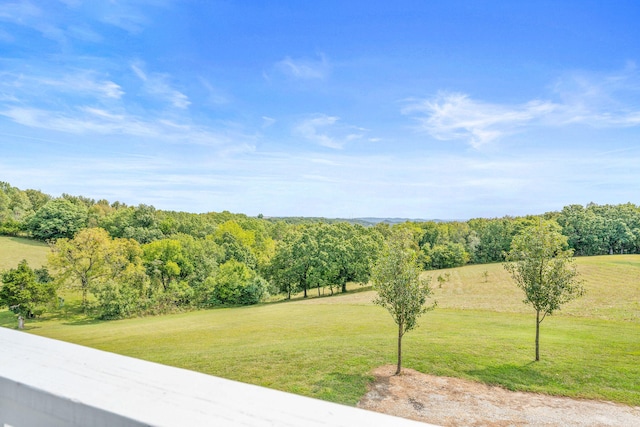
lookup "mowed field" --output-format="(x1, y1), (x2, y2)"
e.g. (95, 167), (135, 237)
(1, 236), (639, 406)
(0, 236), (49, 270)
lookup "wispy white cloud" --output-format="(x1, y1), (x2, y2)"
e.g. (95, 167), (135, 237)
(95, 0), (173, 34)
(0, 70), (124, 103)
(293, 114), (365, 149)
(405, 67), (640, 148)
(198, 77), (228, 105)
(0, 105), (254, 150)
(549, 65), (640, 126)
(132, 62), (190, 109)
(275, 54), (330, 80)
(261, 116), (276, 128)
(0, 70), (123, 101)
(66, 24), (103, 43)
(403, 92), (558, 148)
(0, 60), (254, 157)
(0, 1), (70, 45)
(0, 1), (41, 24)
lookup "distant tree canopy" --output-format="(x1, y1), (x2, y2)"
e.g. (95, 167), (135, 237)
(26, 199), (88, 240)
(4, 181), (640, 262)
(1, 181), (639, 320)
(265, 223), (382, 299)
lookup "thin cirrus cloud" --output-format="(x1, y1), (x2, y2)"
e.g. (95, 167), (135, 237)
(294, 114), (365, 149)
(0, 67), (248, 149)
(0, 70), (123, 101)
(274, 54), (330, 80)
(0, 1), (69, 45)
(131, 63), (191, 109)
(550, 66), (640, 127)
(0, 105), (251, 149)
(0, 1), (42, 26)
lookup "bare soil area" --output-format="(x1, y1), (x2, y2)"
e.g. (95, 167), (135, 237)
(357, 365), (640, 427)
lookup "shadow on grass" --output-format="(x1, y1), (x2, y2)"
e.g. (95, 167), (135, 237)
(6, 236), (48, 247)
(62, 317), (104, 326)
(313, 372), (374, 405)
(268, 284), (374, 305)
(467, 362), (556, 391)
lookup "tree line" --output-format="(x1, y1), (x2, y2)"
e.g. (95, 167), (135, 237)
(0, 181), (631, 323)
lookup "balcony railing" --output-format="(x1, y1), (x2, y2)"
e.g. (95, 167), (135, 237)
(0, 327), (435, 427)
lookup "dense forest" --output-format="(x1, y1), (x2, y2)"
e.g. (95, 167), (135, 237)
(1, 181), (639, 320)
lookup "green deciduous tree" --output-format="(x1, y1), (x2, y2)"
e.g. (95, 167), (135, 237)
(424, 242), (470, 269)
(211, 260), (268, 305)
(49, 227), (113, 308)
(92, 237), (150, 319)
(49, 227), (148, 313)
(372, 231), (435, 375)
(27, 199), (88, 240)
(265, 224), (325, 299)
(504, 220), (585, 361)
(326, 223), (382, 293)
(0, 260), (56, 328)
(142, 238), (193, 290)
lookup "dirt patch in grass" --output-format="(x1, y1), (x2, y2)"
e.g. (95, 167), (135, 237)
(358, 365), (640, 426)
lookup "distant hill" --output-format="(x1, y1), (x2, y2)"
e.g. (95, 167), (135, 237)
(352, 217), (450, 225)
(263, 216), (452, 226)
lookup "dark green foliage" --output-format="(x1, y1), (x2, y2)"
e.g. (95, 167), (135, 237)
(0, 182), (38, 236)
(99, 205), (164, 243)
(265, 223), (381, 299)
(26, 199), (88, 240)
(93, 280), (145, 320)
(468, 218), (516, 263)
(325, 223), (383, 293)
(216, 230), (258, 269)
(0, 260), (57, 325)
(24, 189), (51, 212)
(210, 260), (268, 305)
(423, 242), (470, 269)
(557, 203), (640, 256)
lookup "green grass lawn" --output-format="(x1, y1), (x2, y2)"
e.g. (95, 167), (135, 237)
(0, 236), (49, 270)
(1, 243), (639, 407)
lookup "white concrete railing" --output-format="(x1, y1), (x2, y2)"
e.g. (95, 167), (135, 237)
(0, 327), (435, 427)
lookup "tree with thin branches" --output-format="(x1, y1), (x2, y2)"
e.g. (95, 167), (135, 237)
(372, 230), (436, 375)
(504, 220), (584, 361)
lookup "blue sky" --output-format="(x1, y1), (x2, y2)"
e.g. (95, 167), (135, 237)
(1, 1), (640, 219)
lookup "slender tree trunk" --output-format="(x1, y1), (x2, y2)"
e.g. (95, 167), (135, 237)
(18, 315), (24, 330)
(396, 323), (403, 375)
(81, 277), (88, 310)
(535, 310), (540, 361)
(342, 282), (347, 293)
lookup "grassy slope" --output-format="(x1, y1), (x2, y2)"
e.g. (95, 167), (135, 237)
(0, 236), (49, 270)
(1, 236), (638, 406)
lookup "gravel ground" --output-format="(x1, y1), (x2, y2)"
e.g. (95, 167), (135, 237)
(357, 365), (640, 427)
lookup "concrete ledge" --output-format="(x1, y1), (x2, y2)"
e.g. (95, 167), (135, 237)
(0, 327), (435, 426)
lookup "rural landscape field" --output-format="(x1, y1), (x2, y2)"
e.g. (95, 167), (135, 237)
(2, 235), (638, 408)
(3, 2), (640, 425)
